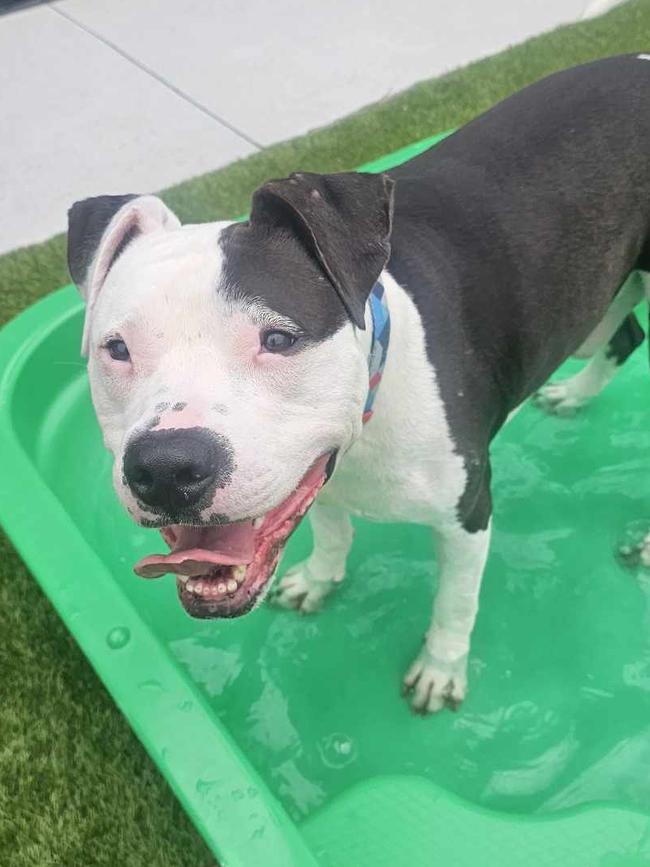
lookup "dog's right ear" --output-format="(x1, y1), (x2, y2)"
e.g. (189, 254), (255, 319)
(67, 194), (181, 355)
(250, 172), (394, 329)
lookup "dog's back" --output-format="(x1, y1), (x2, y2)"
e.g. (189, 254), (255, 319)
(387, 54), (650, 430)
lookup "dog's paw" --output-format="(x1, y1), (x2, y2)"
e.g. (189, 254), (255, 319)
(402, 648), (468, 714)
(532, 382), (585, 416)
(269, 566), (334, 614)
(618, 529), (650, 569)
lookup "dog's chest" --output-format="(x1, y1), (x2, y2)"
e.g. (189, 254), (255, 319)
(320, 419), (466, 525)
(319, 275), (469, 526)
(319, 441), (438, 523)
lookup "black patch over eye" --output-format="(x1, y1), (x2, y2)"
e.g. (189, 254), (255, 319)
(261, 329), (298, 353)
(106, 338), (131, 362)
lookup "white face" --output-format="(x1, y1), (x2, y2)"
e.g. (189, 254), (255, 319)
(88, 222), (369, 526)
(70, 181), (388, 618)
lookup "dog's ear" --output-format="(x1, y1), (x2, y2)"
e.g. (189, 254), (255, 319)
(67, 194), (181, 354)
(250, 171), (394, 329)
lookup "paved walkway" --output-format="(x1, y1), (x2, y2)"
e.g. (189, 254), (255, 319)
(0, 0), (618, 253)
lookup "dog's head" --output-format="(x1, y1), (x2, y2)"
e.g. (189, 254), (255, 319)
(68, 172), (394, 618)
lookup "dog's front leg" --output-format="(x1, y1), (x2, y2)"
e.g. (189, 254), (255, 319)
(403, 518), (491, 714)
(270, 501), (353, 613)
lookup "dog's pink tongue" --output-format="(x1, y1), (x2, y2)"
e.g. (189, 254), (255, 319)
(134, 521), (256, 579)
(134, 455), (331, 580)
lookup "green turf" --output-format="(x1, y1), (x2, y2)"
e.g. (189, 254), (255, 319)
(1, 2), (649, 864)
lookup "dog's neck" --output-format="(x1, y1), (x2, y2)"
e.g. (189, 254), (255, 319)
(362, 280), (391, 424)
(322, 270), (463, 524)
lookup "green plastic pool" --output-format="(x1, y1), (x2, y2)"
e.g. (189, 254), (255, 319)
(2, 136), (650, 866)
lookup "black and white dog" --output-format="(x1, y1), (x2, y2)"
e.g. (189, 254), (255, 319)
(67, 55), (650, 714)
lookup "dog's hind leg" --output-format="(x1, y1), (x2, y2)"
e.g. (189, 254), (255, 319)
(269, 501), (353, 613)
(533, 312), (644, 416)
(533, 273), (645, 416)
(573, 272), (644, 360)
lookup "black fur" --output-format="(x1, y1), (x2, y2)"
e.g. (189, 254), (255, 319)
(385, 55), (650, 531)
(219, 220), (349, 342)
(606, 312), (645, 365)
(221, 171), (394, 331)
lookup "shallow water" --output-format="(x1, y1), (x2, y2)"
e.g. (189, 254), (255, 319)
(39, 338), (650, 823)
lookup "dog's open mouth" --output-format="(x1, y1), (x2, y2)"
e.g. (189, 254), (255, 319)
(133, 454), (332, 618)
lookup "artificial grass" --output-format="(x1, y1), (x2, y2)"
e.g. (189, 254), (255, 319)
(1, 2), (649, 864)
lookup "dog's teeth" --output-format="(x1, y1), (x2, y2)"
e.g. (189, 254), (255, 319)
(253, 517), (264, 529)
(186, 580), (196, 594)
(194, 581), (204, 594)
(233, 565), (246, 583)
(226, 579), (238, 593)
(217, 582), (227, 595)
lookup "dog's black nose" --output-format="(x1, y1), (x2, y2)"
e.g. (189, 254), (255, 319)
(123, 427), (234, 515)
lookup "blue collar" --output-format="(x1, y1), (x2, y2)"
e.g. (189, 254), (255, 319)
(362, 280), (391, 424)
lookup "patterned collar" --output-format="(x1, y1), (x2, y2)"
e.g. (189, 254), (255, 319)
(362, 280), (391, 424)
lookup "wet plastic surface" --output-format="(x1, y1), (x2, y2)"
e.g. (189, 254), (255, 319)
(3, 135), (650, 865)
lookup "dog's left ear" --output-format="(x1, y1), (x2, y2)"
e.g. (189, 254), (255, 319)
(250, 171), (394, 328)
(67, 193), (181, 355)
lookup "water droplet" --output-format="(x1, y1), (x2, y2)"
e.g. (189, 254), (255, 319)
(196, 779), (219, 797)
(178, 700), (193, 713)
(231, 788), (245, 801)
(138, 679), (164, 692)
(106, 626), (130, 649)
(318, 733), (357, 769)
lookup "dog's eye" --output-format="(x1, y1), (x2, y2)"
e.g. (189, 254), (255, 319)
(261, 330), (297, 353)
(105, 338), (131, 362)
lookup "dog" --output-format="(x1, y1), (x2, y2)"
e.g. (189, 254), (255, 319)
(67, 55), (650, 714)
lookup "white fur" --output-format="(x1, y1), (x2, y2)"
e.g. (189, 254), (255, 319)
(534, 349), (620, 415)
(86, 202), (368, 527)
(85, 201), (491, 713)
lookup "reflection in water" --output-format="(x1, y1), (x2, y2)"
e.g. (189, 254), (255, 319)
(273, 759), (327, 815)
(247, 672), (300, 754)
(172, 638), (243, 697)
(543, 727), (650, 812)
(483, 732), (579, 800)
